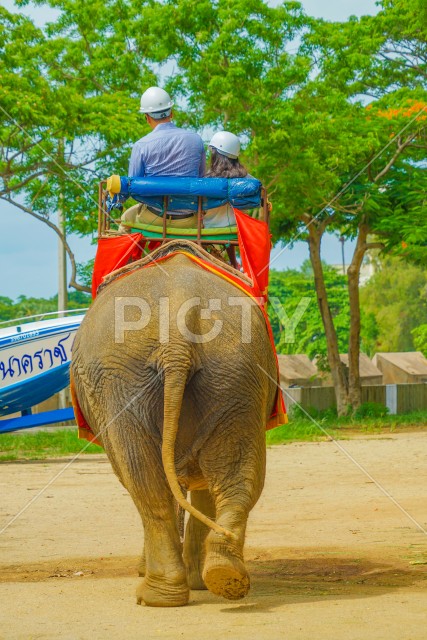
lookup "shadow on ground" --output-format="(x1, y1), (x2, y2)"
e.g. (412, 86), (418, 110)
(2, 549), (426, 612)
(226, 554), (427, 610)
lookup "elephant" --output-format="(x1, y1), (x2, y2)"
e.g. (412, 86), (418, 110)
(71, 242), (278, 607)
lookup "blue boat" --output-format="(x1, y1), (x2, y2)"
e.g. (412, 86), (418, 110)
(0, 311), (87, 433)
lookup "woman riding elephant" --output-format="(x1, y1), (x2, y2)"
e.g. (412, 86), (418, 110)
(71, 242), (278, 607)
(203, 131), (249, 229)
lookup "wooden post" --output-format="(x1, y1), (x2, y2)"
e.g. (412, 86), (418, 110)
(97, 181), (103, 237)
(162, 196), (169, 242)
(226, 245), (238, 269)
(98, 180), (108, 236)
(104, 182), (110, 232)
(58, 181), (68, 411)
(58, 195), (67, 317)
(197, 196), (203, 245)
(261, 187), (269, 224)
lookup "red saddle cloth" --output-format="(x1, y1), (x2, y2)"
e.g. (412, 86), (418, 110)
(74, 210), (287, 445)
(91, 209), (270, 301)
(91, 235), (161, 298)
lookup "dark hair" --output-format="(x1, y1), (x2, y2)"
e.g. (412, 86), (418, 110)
(206, 147), (248, 178)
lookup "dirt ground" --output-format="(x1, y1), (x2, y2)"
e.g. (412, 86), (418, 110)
(0, 432), (426, 640)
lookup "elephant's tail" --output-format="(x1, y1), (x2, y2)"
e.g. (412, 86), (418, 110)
(161, 364), (236, 542)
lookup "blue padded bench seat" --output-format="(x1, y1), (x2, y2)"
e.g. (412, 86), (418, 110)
(106, 175), (262, 212)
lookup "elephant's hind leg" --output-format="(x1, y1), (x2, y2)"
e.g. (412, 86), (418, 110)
(137, 514), (188, 608)
(183, 489), (215, 590)
(106, 423), (189, 607)
(202, 510), (251, 601)
(199, 421), (266, 601)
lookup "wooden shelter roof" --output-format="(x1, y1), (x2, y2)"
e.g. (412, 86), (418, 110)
(340, 353), (383, 378)
(277, 354), (319, 384)
(372, 352), (427, 376)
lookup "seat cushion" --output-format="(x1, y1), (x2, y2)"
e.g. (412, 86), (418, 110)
(121, 220), (238, 241)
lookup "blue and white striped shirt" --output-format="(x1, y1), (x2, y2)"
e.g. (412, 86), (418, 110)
(128, 122), (206, 178)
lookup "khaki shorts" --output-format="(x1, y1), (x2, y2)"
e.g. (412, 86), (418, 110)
(119, 203), (198, 233)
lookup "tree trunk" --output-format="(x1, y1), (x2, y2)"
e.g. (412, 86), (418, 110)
(347, 224), (368, 411)
(308, 225), (349, 415)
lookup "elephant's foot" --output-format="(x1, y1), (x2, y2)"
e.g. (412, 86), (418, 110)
(203, 545), (250, 600)
(136, 574), (189, 607)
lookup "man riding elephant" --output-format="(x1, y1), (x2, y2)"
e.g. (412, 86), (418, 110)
(119, 86), (205, 232)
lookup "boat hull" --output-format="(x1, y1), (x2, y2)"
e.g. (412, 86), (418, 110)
(0, 316), (84, 417)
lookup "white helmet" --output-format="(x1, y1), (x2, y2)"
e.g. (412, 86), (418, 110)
(139, 86), (173, 119)
(209, 131), (240, 159)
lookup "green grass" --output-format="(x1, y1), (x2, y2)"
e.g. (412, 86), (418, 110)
(267, 410), (427, 445)
(266, 420), (337, 445)
(0, 429), (103, 461)
(1, 410), (427, 460)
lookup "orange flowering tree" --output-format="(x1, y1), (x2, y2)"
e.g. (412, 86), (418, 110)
(368, 102), (427, 265)
(152, 0), (426, 413)
(256, 0), (427, 413)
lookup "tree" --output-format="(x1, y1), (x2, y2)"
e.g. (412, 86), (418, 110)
(373, 167), (427, 265)
(301, 0), (427, 410)
(412, 325), (427, 358)
(264, 0), (427, 412)
(360, 257), (427, 354)
(142, 0), (426, 413)
(0, 1), (155, 292)
(0, 290), (89, 323)
(335, 98), (426, 409)
(128, 0), (362, 413)
(1, 0), (312, 291)
(268, 262), (350, 363)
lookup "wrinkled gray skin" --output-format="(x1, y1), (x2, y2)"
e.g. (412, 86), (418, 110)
(71, 253), (277, 607)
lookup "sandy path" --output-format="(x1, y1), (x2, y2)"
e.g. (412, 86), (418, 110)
(0, 432), (426, 640)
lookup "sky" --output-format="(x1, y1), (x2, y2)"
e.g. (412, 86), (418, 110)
(0, 0), (380, 300)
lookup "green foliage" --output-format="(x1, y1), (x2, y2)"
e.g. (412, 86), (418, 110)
(76, 259), (94, 289)
(299, 0), (427, 262)
(373, 168), (427, 266)
(287, 403), (338, 421)
(360, 309), (380, 358)
(266, 419), (325, 445)
(353, 402), (389, 419)
(305, 0), (427, 97)
(0, 0), (155, 244)
(0, 291), (90, 322)
(1, 0), (425, 262)
(134, 0), (310, 130)
(1, 412), (426, 459)
(412, 324), (427, 357)
(360, 258), (427, 354)
(268, 259), (350, 361)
